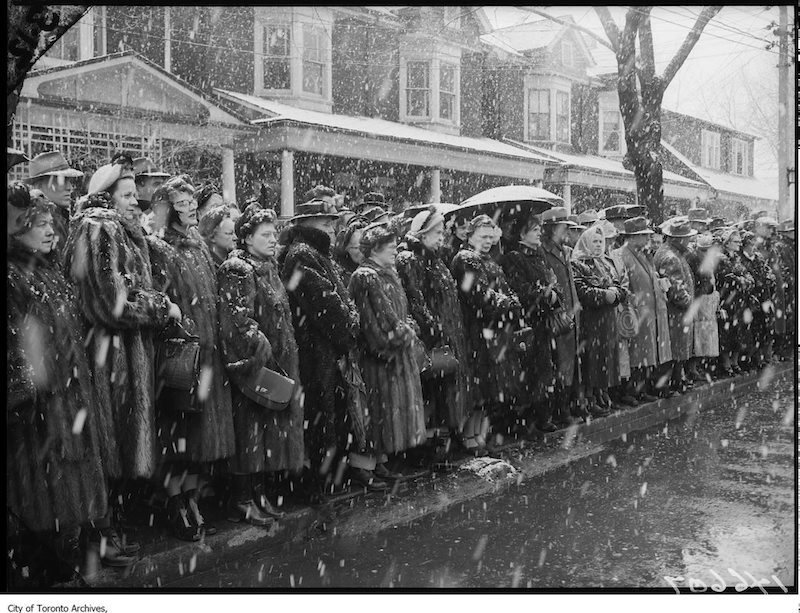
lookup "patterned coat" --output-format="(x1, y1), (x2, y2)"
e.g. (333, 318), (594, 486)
(571, 255), (628, 388)
(148, 226), (235, 464)
(613, 244), (672, 368)
(218, 249), (303, 474)
(654, 241), (695, 362)
(348, 259), (426, 455)
(716, 251), (755, 351)
(62, 207), (171, 479)
(280, 225), (360, 465)
(450, 249), (523, 407)
(500, 243), (558, 403)
(541, 238), (581, 387)
(7, 244), (107, 531)
(395, 235), (471, 427)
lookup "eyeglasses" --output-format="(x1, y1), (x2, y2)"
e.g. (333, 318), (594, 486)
(172, 198), (197, 207)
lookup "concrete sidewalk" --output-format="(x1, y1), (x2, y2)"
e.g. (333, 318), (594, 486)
(75, 362), (792, 589)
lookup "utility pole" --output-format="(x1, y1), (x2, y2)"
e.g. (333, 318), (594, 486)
(777, 5), (790, 221)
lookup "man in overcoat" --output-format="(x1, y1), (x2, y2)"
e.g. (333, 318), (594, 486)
(613, 217), (673, 400)
(654, 218), (697, 393)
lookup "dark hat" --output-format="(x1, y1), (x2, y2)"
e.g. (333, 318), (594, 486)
(132, 157), (170, 178)
(304, 184), (337, 202)
(194, 183), (222, 207)
(360, 205), (391, 224)
(603, 204), (642, 221)
(27, 151), (83, 180)
(7, 147), (29, 171)
(687, 207), (711, 224)
(567, 214), (585, 230)
(708, 216), (728, 231)
(777, 219), (795, 233)
(289, 199), (340, 223)
(359, 192), (386, 209)
(541, 206), (570, 225)
(235, 203), (277, 242)
(662, 218), (698, 238)
(359, 222), (395, 256)
(576, 209), (599, 225)
(620, 216), (654, 235)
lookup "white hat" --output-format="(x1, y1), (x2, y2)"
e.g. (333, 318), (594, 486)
(409, 206), (445, 236)
(88, 163), (126, 195)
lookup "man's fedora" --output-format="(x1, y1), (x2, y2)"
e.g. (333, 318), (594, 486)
(132, 157), (170, 178)
(289, 199), (340, 223)
(604, 204), (644, 221)
(662, 218), (698, 238)
(687, 207), (712, 224)
(27, 151), (83, 180)
(541, 206), (570, 225)
(620, 216), (654, 235)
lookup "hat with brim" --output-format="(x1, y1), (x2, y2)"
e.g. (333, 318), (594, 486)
(359, 192), (386, 209)
(662, 218), (698, 238)
(695, 234), (715, 249)
(27, 151), (83, 180)
(604, 204), (642, 221)
(567, 215), (585, 230)
(620, 216), (654, 235)
(132, 156), (170, 178)
(576, 209), (599, 226)
(755, 216), (778, 227)
(541, 206), (570, 225)
(7, 147), (29, 171)
(289, 199), (340, 223)
(687, 207), (712, 224)
(777, 219), (795, 233)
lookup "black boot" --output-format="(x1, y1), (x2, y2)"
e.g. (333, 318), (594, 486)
(167, 494), (200, 542)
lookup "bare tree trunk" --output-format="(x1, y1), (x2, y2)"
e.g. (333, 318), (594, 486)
(7, 3), (88, 146)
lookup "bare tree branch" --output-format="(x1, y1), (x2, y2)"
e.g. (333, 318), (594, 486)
(661, 5), (722, 90)
(516, 6), (615, 51)
(594, 7), (621, 52)
(637, 10), (656, 82)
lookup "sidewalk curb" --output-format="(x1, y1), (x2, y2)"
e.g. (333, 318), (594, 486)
(78, 363), (792, 588)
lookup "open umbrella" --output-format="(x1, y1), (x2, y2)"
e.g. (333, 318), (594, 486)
(402, 202), (462, 219)
(458, 185), (560, 224)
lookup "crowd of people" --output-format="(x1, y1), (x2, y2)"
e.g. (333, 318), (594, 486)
(6, 148), (795, 586)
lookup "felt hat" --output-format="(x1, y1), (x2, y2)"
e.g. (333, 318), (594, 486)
(687, 207), (712, 224)
(132, 157), (170, 178)
(662, 218), (698, 238)
(289, 199), (340, 223)
(576, 209), (599, 226)
(28, 151), (83, 180)
(777, 219), (795, 233)
(541, 206), (570, 225)
(620, 216), (654, 235)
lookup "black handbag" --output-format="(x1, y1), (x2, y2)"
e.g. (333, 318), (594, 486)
(238, 364), (297, 411)
(547, 308), (575, 337)
(421, 344), (459, 379)
(156, 321), (201, 412)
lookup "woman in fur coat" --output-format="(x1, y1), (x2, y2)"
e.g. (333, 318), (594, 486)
(148, 176), (235, 540)
(333, 216), (368, 287)
(395, 207), (470, 444)
(63, 165), (179, 563)
(7, 190), (108, 577)
(715, 229), (754, 375)
(348, 225), (426, 468)
(218, 205), (303, 526)
(451, 215), (524, 452)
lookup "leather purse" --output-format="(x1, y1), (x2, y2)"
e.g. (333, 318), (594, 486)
(155, 320), (202, 413)
(547, 308), (575, 337)
(239, 365), (296, 411)
(616, 303), (640, 339)
(421, 344), (459, 379)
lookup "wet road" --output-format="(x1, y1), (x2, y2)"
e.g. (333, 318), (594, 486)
(170, 369), (795, 589)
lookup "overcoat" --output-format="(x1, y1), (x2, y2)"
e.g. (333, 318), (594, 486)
(395, 235), (470, 427)
(450, 249), (523, 407)
(740, 249), (774, 353)
(716, 251), (755, 352)
(7, 243), (108, 531)
(541, 238), (581, 387)
(685, 247), (720, 358)
(613, 244), (672, 368)
(756, 240), (786, 335)
(348, 258), (426, 455)
(218, 249), (304, 474)
(280, 225), (360, 464)
(500, 243), (558, 403)
(571, 255), (627, 388)
(62, 207), (171, 479)
(777, 238), (795, 335)
(654, 241), (695, 362)
(608, 251), (632, 379)
(147, 226), (235, 464)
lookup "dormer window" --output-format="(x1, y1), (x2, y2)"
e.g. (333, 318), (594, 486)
(524, 77), (572, 144)
(701, 129), (721, 169)
(730, 138), (749, 176)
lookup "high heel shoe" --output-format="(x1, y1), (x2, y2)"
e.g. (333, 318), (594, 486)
(167, 495), (201, 542)
(186, 494), (217, 536)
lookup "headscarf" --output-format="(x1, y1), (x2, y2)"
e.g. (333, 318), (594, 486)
(571, 225), (606, 261)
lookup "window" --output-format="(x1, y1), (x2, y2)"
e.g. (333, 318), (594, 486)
(730, 138), (749, 176)
(561, 40), (574, 67)
(406, 61), (430, 117)
(262, 25), (291, 90)
(601, 110), (621, 153)
(528, 89), (550, 140)
(439, 63), (456, 121)
(302, 25), (326, 96)
(49, 25), (80, 61)
(701, 129), (721, 169)
(555, 91), (570, 143)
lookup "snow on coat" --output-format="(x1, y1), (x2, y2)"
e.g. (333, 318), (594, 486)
(654, 242), (696, 362)
(218, 248), (304, 473)
(348, 258), (426, 455)
(7, 244), (108, 531)
(148, 226), (235, 464)
(685, 247), (720, 358)
(716, 251), (755, 353)
(395, 235), (470, 428)
(62, 207), (171, 479)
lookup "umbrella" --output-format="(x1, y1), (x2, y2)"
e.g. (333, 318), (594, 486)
(458, 185), (560, 224)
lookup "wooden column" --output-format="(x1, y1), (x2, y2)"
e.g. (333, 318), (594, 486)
(280, 150), (294, 218)
(221, 147), (236, 204)
(429, 168), (441, 203)
(563, 183), (572, 214)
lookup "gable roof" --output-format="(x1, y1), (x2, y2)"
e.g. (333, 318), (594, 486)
(662, 108), (759, 141)
(481, 16), (595, 65)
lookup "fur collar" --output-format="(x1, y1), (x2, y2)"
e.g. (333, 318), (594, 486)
(228, 248), (276, 276)
(403, 234), (438, 262)
(7, 241), (56, 270)
(283, 224), (331, 256)
(161, 224), (205, 249)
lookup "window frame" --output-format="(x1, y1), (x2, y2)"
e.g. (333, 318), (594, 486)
(405, 60), (431, 118)
(261, 23), (292, 91)
(527, 88), (551, 141)
(599, 108), (622, 154)
(439, 62), (457, 121)
(555, 90), (570, 144)
(301, 24), (327, 97)
(561, 39), (574, 67)
(701, 129), (721, 170)
(730, 137), (749, 176)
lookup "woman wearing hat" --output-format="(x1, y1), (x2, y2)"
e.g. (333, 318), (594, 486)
(713, 229), (753, 376)
(7, 189), (109, 582)
(194, 183), (224, 220)
(740, 231), (775, 370)
(570, 225), (628, 414)
(333, 216), (368, 286)
(217, 205), (303, 526)
(451, 215), (524, 450)
(684, 234), (721, 380)
(396, 205), (470, 457)
(501, 213), (561, 432)
(147, 176), (236, 540)
(62, 165), (181, 564)
(348, 225), (427, 472)
(197, 204), (236, 268)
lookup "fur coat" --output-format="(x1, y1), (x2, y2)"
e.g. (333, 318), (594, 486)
(218, 248), (303, 473)
(395, 235), (470, 427)
(349, 258), (426, 455)
(756, 240), (785, 335)
(716, 250), (755, 352)
(500, 243), (559, 403)
(7, 243), (108, 531)
(654, 241), (696, 362)
(62, 206), (171, 480)
(147, 225), (235, 464)
(740, 249), (774, 350)
(280, 225), (360, 466)
(450, 248), (523, 408)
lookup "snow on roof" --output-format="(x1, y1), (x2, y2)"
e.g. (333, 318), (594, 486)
(506, 139), (705, 187)
(480, 18), (565, 53)
(661, 141), (777, 201)
(215, 89), (556, 163)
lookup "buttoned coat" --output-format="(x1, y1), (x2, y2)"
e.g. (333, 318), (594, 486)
(654, 241), (695, 361)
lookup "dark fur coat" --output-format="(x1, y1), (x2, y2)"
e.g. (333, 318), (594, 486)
(62, 207), (171, 479)
(280, 225), (360, 465)
(716, 251), (755, 351)
(7, 243), (107, 531)
(396, 235), (470, 427)
(147, 225), (235, 464)
(654, 241), (696, 362)
(218, 248), (303, 473)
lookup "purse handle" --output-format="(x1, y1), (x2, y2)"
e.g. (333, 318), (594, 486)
(162, 318), (199, 342)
